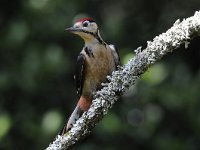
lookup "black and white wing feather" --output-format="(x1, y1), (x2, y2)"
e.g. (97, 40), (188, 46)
(109, 44), (121, 68)
(74, 53), (86, 98)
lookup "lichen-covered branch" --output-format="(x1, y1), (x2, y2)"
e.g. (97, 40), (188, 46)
(46, 11), (200, 150)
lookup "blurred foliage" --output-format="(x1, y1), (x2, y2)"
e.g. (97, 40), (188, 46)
(0, 0), (200, 149)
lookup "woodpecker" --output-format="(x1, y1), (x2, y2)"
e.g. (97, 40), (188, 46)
(60, 18), (120, 135)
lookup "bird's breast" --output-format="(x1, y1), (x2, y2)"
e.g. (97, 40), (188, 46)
(82, 44), (115, 95)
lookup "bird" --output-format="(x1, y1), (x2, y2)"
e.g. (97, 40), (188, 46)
(60, 18), (120, 135)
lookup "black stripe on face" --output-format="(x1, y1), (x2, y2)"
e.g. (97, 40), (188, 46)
(80, 29), (106, 45)
(84, 47), (94, 58)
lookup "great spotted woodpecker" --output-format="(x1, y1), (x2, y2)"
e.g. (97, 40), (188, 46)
(60, 18), (120, 134)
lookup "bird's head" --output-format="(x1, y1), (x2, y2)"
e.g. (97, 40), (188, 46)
(66, 18), (100, 41)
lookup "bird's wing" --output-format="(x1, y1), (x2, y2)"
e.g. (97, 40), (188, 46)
(109, 44), (121, 68)
(74, 53), (86, 98)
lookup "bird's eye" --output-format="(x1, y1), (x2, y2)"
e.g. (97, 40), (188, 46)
(83, 21), (89, 27)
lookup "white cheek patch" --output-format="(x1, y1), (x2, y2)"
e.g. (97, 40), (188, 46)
(88, 23), (97, 32)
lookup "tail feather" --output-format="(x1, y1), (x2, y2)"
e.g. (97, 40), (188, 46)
(60, 105), (83, 135)
(60, 96), (92, 135)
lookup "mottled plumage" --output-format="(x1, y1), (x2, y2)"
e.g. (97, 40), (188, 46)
(60, 18), (120, 135)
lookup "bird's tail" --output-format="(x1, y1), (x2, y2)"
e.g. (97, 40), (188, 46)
(60, 96), (92, 135)
(60, 105), (83, 135)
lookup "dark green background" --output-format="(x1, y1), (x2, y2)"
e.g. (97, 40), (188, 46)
(0, 0), (200, 149)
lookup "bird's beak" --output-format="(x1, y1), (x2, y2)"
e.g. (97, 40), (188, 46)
(65, 27), (79, 32)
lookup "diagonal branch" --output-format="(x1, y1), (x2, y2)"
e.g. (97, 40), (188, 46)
(46, 11), (200, 150)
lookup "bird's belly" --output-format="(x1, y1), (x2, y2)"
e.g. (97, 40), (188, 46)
(82, 53), (115, 96)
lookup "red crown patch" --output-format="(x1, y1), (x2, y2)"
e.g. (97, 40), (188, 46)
(76, 18), (95, 23)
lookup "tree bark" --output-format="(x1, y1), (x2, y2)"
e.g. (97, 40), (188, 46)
(46, 11), (200, 150)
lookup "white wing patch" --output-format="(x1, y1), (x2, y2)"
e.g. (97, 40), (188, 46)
(109, 44), (120, 67)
